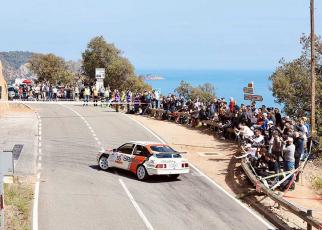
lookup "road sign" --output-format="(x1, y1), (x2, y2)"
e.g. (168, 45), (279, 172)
(244, 94), (263, 102)
(95, 68), (105, 79)
(243, 87), (254, 94)
(12, 144), (23, 160)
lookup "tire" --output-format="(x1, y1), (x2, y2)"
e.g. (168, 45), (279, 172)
(136, 165), (148, 181)
(169, 174), (180, 179)
(98, 156), (109, 170)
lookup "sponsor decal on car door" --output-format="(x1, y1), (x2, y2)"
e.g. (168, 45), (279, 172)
(129, 145), (150, 173)
(116, 143), (135, 170)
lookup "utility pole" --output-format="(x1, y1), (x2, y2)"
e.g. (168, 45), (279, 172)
(310, 0), (316, 137)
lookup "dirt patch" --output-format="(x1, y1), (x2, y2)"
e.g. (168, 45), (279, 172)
(0, 103), (32, 117)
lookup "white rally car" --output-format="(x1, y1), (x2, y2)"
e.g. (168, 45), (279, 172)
(97, 141), (190, 180)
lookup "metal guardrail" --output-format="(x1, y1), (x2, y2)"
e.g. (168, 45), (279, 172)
(241, 159), (322, 230)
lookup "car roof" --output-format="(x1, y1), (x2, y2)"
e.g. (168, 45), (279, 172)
(128, 141), (165, 146)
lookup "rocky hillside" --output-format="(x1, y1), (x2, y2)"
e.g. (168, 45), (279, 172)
(0, 51), (36, 81)
(0, 51), (82, 82)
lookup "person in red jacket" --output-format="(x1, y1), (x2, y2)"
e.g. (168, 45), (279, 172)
(229, 97), (235, 112)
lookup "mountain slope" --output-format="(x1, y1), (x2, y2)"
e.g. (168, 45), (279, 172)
(0, 51), (36, 81)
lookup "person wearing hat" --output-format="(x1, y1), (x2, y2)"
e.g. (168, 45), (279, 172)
(282, 136), (295, 171)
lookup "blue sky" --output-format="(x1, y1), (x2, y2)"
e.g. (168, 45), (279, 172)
(0, 0), (321, 70)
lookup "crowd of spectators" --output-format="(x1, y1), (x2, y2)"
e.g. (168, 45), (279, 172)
(120, 90), (316, 191)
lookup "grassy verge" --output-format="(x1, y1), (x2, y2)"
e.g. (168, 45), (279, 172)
(4, 181), (33, 230)
(313, 177), (322, 193)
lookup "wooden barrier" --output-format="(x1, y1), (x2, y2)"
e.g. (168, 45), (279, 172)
(241, 159), (321, 229)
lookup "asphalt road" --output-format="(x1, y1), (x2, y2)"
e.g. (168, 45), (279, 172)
(31, 104), (274, 230)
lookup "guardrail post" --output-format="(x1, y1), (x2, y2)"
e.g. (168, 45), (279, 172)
(307, 210), (312, 230)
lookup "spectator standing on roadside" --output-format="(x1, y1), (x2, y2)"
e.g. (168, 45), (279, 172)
(104, 87), (110, 107)
(154, 90), (160, 108)
(282, 137), (295, 171)
(134, 93), (140, 113)
(93, 86), (99, 106)
(99, 86), (105, 98)
(34, 84), (40, 100)
(48, 84), (52, 100)
(74, 85), (79, 101)
(18, 87), (23, 99)
(114, 90), (120, 112)
(293, 131), (304, 181)
(269, 131), (283, 163)
(52, 86), (58, 101)
(83, 86), (90, 106)
(229, 97), (235, 113)
(41, 84), (47, 101)
(275, 108), (282, 129)
(126, 90), (132, 113)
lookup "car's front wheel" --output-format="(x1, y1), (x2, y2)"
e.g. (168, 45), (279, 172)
(136, 165), (148, 181)
(98, 156), (109, 170)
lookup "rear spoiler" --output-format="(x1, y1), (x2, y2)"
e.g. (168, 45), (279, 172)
(152, 151), (187, 155)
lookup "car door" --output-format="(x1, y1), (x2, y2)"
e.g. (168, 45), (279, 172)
(129, 145), (151, 173)
(114, 143), (135, 170)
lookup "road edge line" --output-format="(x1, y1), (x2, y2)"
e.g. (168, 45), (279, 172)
(124, 114), (275, 230)
(32, 111), (41, 230)
(118, 178), (154, 230)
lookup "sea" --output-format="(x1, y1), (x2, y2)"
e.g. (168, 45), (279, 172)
(137, 69), (282, 109)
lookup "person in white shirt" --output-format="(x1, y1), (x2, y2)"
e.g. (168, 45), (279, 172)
(252, 129), (264, 147)
(236, 124), (254, 139)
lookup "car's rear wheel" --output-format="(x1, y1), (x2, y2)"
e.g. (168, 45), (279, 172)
(99, 156), (109, 170)
(136, 165), (148, 181)
(169, 174), (180, 179)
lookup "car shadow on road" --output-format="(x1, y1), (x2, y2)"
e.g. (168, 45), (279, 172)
(89, 165), (180, 183)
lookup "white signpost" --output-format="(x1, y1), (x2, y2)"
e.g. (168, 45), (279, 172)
(0, 152), (14, 229)
(0, 172), (3, 230)
(95, 68), (105, 90)
(0, 151), (13, 230)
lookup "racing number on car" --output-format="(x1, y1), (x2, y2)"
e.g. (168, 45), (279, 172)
(123, 155), (131, 162)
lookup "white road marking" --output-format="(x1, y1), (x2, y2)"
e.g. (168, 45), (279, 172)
(119, 179), (154, 230)
(61, 105), (102, 152)
(62, 105), (154, 230)
(33, 172), (40, 230)
(124, 114), (275, 229)
(33, 112), (42, 230)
